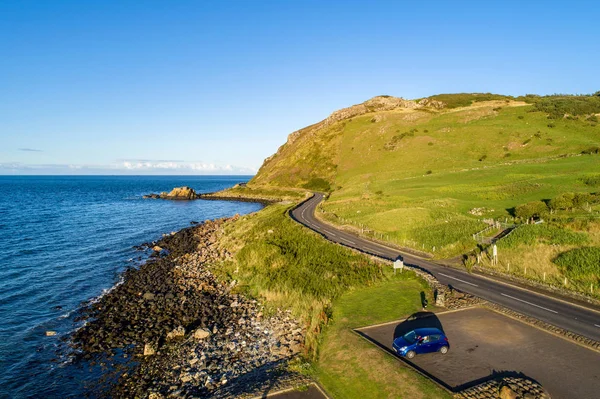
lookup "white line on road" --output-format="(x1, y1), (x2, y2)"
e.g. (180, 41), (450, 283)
(438, 273), (479, 287)
(323, 230), (337, 237)
(339, 237), (356, 245)
(594, 324), (600, 328)
(500, 293), (558, 314)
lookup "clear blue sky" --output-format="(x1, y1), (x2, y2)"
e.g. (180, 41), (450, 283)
(1, 0), (598, 174)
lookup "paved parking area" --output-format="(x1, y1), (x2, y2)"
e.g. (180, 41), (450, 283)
(357, 307), (600, 399)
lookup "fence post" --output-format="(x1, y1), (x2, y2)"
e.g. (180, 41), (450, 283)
(564, 277), (567, 287)
(543, 272), (546, 282)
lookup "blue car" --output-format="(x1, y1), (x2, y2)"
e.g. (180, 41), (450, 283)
(392, 327), (449, 359)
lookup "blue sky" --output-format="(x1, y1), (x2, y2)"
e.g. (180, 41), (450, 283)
(1, 0), (598, 175)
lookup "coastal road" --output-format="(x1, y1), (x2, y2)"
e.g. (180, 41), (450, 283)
(290, 193), (600, 342)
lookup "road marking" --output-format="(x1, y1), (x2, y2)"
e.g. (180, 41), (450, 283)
(340, 237), (356, 245)
(438, 273), (479, 287)
(500, 293), (558, 314)
(594, 324), (600, 328)
(323, 230), (336, 237)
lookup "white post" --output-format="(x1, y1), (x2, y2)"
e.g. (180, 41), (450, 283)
(543, 272), (546, 282)
(564, 277), (567, 286)
(591, 283), (594, 294)
(507, 262), (510, 272)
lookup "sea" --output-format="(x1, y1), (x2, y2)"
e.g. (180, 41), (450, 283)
(0, 175), (263, 399)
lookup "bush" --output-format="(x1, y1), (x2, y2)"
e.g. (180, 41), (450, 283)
(514, 200), (548, 219)
(549, 193), (575, 211)
(581, 146), (600, 155)
(479, 154), (487, 162)
(554, 247), (600, 280)
(426, 93), (513, 109)
(303, 177), (331, 192)
(532, 95), (600, 118)
(498, 224), (589, 248)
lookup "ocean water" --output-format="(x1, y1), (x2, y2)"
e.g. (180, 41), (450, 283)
(0, 175), (262, 399)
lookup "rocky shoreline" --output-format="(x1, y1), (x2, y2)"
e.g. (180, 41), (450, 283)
(72, 216), (307, 398)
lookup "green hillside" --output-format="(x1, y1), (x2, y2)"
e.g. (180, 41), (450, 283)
(246, 93), (600, 296)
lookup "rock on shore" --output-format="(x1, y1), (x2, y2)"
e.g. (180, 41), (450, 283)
(72, 216), (307, 398)
(143, 186), (199, 200)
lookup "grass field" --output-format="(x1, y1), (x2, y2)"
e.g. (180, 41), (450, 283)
(243, 93), (600, 295)
(215, 203), (449, 397)
(315, 277), (450, 399)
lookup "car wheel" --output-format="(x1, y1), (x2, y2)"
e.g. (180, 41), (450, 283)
(439, 346), (449, 354)
(406, 350), (416, 359)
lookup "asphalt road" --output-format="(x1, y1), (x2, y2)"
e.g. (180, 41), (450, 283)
(358, 307), (600, 399)
(290, 193), (600, 341)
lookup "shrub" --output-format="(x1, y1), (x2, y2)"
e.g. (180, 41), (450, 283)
(479, 155), (488, 162)
(581, 175), (600, 186)
(303, 177), (331, 192)
(522, 138), (531, 145)
(547, 123), (556, 128)
(504, 153), (511, 158)
(514, 200), (548, 219)
(532, 95), (600, 118)
(518, 115), (524, 119)
(581, 146), (600, 155)
(426, 93), (513, 108)
(426, 170), (432, 175)
(428, 142), (434, 146)
(498, 224), (589, 248)
(554, 247), (600, 280)
(549, 193), (575, 211)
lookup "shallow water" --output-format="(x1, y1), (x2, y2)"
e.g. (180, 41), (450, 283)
(0, 175), (262, 398)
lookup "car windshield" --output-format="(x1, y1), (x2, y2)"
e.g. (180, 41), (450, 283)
(402, 331), (417, 344)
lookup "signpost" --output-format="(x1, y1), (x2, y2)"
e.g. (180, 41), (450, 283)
(393, 258), (404, 274)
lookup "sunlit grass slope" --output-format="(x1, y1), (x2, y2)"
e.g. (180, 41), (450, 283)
(245, 93), (600, 294)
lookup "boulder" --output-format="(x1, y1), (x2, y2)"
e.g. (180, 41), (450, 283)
(160, 187), (198, 200)
(143, 292), (155, 301)
(166, 325), (186, 341)
(143, 343), (156, 356)
(193, 328), (211, 340)
(499, 385), (519, 399)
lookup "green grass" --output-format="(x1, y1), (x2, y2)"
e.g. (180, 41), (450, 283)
(218, 204), (383, 357)
(216, 204), (449, 397)
(315, 276), (450, 399)
(247, 93), (600, 293)
(426, 92), (512, 108)
(554, 247), (600, 281)
(498, 224), (589, 248)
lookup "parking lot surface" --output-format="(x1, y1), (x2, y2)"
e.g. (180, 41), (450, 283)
(357, 307), (600, 399)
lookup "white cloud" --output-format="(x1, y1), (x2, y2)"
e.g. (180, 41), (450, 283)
(0, 160), (257, 175)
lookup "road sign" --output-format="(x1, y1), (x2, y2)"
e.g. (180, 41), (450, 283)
(393, 259), (404, 273)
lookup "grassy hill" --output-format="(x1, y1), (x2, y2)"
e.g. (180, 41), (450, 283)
(244, 92), (600, 296)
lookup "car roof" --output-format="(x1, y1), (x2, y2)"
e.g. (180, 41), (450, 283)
(412, 328), (444, 336)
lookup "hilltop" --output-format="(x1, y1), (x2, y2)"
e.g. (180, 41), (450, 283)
(237, 92), (600, 297)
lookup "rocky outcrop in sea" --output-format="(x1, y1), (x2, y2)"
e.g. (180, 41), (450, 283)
(143, 186), (199, 200)
(72, 216), (307, 398)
